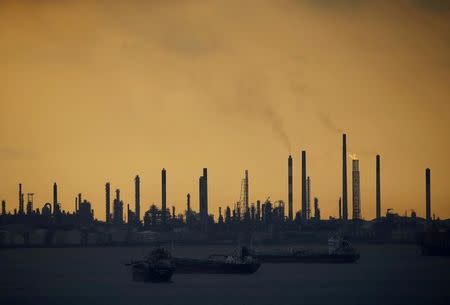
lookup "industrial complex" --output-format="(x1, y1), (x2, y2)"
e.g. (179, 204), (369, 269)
(0, 134), (445, 247)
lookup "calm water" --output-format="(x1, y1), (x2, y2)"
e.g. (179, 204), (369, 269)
(1, 244), (449, 305)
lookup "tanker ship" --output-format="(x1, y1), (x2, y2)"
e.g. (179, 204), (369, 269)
(125, 248), (175, 282)
(252, 235), (360, 264)
(174, 247), (261, 274)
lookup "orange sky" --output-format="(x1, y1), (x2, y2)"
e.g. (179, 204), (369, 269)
(1, 0), (449, 221)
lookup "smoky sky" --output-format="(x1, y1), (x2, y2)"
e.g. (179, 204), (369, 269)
(0, 0), (449, 220)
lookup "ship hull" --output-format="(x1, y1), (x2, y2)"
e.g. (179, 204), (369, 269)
(174, 258), (261, 274)
(255, 253), (360, 263)
(131, 263), (174, 282)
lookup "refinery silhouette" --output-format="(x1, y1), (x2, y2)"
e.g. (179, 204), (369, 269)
(0, 133), (441, 248)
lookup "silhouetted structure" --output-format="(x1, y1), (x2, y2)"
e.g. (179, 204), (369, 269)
(135, 175), (140, 222)
(306, 176), (311, 220)
(256, 200), (261, 221)
(53, 182), (60, 215)
(342, 134), (348, 220)
(113, 189), (123, 225)
(1, 200), (6, 215)
(187, 193), (191, 213)
(78, 198), (94, 225)
(301, 150), (307, 220)
(26, 193), (34, 215)
(426, 168), (431, 224)
(339, 197), (342, 220)
(162, 168), (167, 223)
(218, 207), (224, 224)
(42, 202), (51, 216)
(78, 193), (82, 211)
(105, 182), (111, 224)
(352, 159), (361, 220)
(199, 168), (208, 230)
(244, 170), (249, 212)
(186, 193), (191, 223)
(18, 183), (24, 215)
(314, 197), (320, 220)
(376, 155), (381, 220)
(288, 155), (293, 221)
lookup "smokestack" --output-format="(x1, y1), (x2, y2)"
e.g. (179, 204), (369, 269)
(53, 182), (58, 214)
(376, 155), (381, 220)
(199, 168), (208, 230)
(256, 200), (261, 221)
(78, 193), (82, 208)
(18, 183), (24, 214)
(342, 134), (348, 220)
(426, 168), (431, 224)
(105, 182), (111, 224)
(301, 150), (307, 220)
(203, 168), (208, 216)
(306, 176), (311, 220)
(244, 170), (249, 211)
(1, 200), (6, 215)
(162, 168), (167, 223)
(288, 155), (293, 221)
(339, 197), (342, 219)
(113, 188), (123, 225)
(187, 193), (191, 212)
(352, 159), (361, 220)
(135, 175), (140, 222)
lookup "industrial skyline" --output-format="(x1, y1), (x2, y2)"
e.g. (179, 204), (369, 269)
(0, 134), (440, 223)
(1, 1), (449, 221)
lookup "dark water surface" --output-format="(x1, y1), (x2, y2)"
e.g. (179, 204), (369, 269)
(1, 244), (449, 305)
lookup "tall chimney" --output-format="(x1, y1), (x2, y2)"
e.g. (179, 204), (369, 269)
(288, 155), (293, 221)
(301, 150), (307, 220)
(187, 193), (191, 212)
(78, 193), (82, 208)
(199, 176), (204, 218)
(199, 168), (208, 230)
(75, 197), (78, 213)
(135, 175), (140, 222)
(18, 183), (24, 214)
(306, 176), (311, 220)
(53, 182), (58, 214)
(342, 134), (348, 220)
(376, 155), (381, 220)
(352, 159), (361, 220)
(1, 200), (6, 215)
(203, 168), (208, 219)
(244, 170), (249, 212)
(426, 168), (431, 224)
(105, 182), (111, 224)
(339, 197), (342, 219)
(162, 168), (167, 223)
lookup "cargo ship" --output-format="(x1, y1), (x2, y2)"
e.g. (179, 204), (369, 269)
(417, 231), (450, 256)
(174, 248), (261, 274)
(125, 248), (175, 282)
(252, 235), (360, 264)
